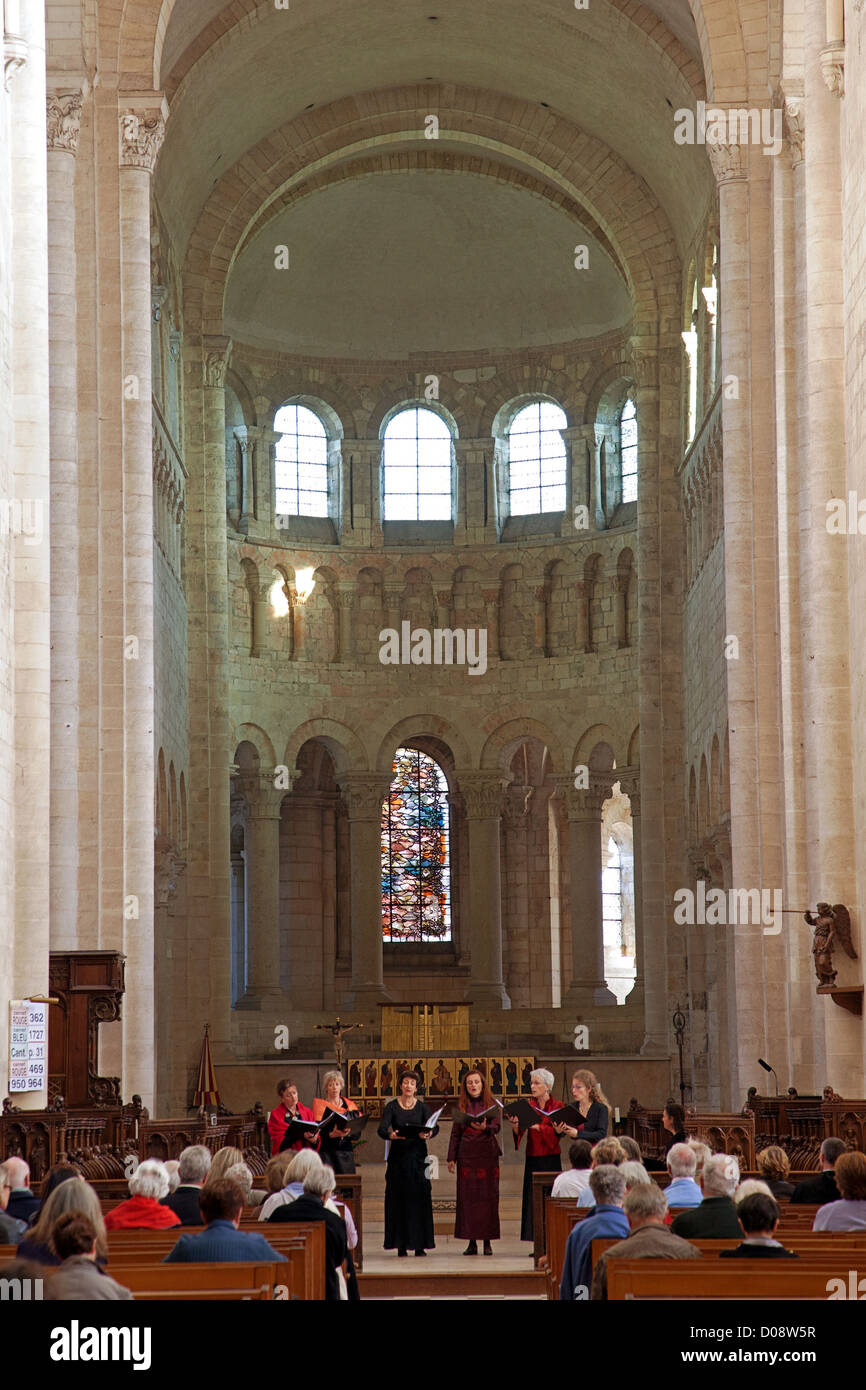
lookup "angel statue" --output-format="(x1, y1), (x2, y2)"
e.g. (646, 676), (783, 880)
(804, 903), (858, 987)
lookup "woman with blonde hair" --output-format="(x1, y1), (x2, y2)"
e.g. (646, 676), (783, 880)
(312, 1070), (361, 1175)
(756, 1145), (794, 1200)
(553, 1069), (611, 1144)
(259, 1148), (323, 1221)
(17, 1177), (109, 1266)
(204, 1146), (244, 1185)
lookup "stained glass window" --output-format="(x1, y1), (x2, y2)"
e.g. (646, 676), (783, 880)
(508, 400), (567, 516)
(382, 747), (452, 942)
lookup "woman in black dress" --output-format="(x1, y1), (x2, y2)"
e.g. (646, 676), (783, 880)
(552, 1068), (611, 1144)
(378, 1069), (439, 1256)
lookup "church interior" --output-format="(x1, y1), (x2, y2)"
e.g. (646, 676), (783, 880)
(2, 0), (866, 1306)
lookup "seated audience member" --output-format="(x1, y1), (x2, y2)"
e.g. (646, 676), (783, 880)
(0, 1162), (27, 1242)
(268, 1163), (348, 1302)
(720, 1192), (797, 1258)
(259, 1149), (323, 1221)
(756, 1145), (795, 1200)
(104, 1159), (180, 1230)
(18, 1177), (108, 1267)
(687, 1140), (712, 1188)
(670, 1154), (742, 1238)
(551, 1141), (593, 1199)
(620, 1161), (652, 1191)
(591, 1182), (702, 1299)
(46, 1214), (134, 1300)
(164, 1160), (181, 1194)
(790, 1137), (847, 1205)
(262, 1151), (293, 1198)
(559, 1165), (629, 1300)
(812, 1151), (866, 1231)
(618, 1136), (642, 1164)
(164, 1179), (287, 1264)
(203, 1146), (245, 1185)
(223, 1161), (260, 1208)
(734, 1179), (773, 1204)
(32, 1164), (79, 1219)
(665, 1143), (703, 1208)
(576, 1137), (626, 1207)
(662, 1103), (687, 1150)
(161, 1144), (211, 1225)
(3, 1158), (40, 1224)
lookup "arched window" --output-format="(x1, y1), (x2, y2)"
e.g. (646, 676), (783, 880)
(274, 403), (329, 517)
(602, 836), (623, 944)
(619, 398), (638, 503)
(682, 280), (699, 446)
(507, 400), (567, 515)
(383, 407), (452, 521)
(381, 747), (451, 942)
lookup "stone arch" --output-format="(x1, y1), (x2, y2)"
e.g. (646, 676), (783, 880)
(698, 753), (710, 838)
(233, 723), (277, 770)
(156, 748), (167, 835)
(375, 396), (461, 442)
(178, 772), (187, 847)
(482, 382), (576, 441)
(710, 734), (721, 826)
(627, 725), (640, 766)
(283, 718), (367, 778)
(689, 764), (698, 841)
(168, 761), (178, 841)
(573, 722), (624, 771)
(180, 85), (674, 337)
(375, 713), (472, 776)
(272, 392), (345, 440)
(482, 717), (566, 776)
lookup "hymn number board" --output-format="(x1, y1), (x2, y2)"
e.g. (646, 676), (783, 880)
(348, 1056), (536, 1107)
(8, 1000), (48, 1094)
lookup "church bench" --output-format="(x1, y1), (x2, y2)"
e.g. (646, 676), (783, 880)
(108, 1261), (282, 1300)
(592, 1233), (866, 1263)
(607, 1257), (858, 1300)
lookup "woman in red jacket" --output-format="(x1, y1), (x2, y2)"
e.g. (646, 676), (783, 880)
(103, 1160), (181, 1230)
(507, 1067), (562, 1244)
(267, 1078), (319, 1156)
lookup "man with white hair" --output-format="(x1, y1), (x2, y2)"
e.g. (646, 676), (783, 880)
(104, 1158), (181, 1230)
(3, 1156), (39, 1224)
(268, 1163), (349, 1301)
(591, 1183), (702, 1299)
(161, 1145), (212, 1225)
(664, 1142), (703, 1208)
(670, 1153), (742, 1238)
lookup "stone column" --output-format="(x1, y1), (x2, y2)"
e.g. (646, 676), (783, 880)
(236, 778), (285, 1007)
(560, 425), (593, 536)
(454, 437), (497, 545)
(46, 89), (83, 951)
(339, 774), (392, 1007)
(590, 431), (606, 531)
(234, 426), (256, 533)
(340, 440), (383, 547)
(618, 772), (643, 1013)
(554, 779), (617, 1009)
(460, 774), (511, 1009)
(154, 846), (186, 1099)
(250, 577), (271, 658)
(259, 427), (280, 535)
(335, 586), (354, 663)
(8, 0), (50, 1109)
(117, 97), (166, 1106)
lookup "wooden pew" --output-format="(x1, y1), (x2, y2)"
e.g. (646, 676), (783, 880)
(592, 1233), (866, 1263)
(108, 1261), (282, 1301)
(607, 1257), (856, 1299)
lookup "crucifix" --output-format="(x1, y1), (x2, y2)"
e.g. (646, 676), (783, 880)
(314, 1017), (368, 1069)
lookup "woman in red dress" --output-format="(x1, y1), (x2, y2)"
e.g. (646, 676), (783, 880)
(507, 1067), (562, 1243)
(447, 1069), (501, 1256)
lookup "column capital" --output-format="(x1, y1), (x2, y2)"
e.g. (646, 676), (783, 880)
(561, 424), (595, 447)
(339, 773), (391, 820)
(236, 772), (292, 816)
(552, 776), (609, 820)
(454, 436), (495, 456)
(46, 90), (83, 155)
(627, 340), (659, 388)
(233, 425), (262, 451)
(820, 42), (845, 99)
(118, 96), (168, 173)
(203, 336), (232, 388)
(705, 140), (747, 186)
(457, 772), (510, 820)
(341, 438), (382, 458)
(782, 96), (805, 168)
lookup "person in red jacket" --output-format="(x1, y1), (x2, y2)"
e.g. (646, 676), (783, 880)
(267, 1078), (320, 1156)
(507, 1067), (563, 1244)
(103, 1160), (181, 1231)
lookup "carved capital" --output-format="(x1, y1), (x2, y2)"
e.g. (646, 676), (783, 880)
(552, 775), (608, 820)
(238, 773), (291, 818)
(783, 98), (805, 168)
(4, 33), (27, 89)
(820, 43), (845, 99)
(169, 329), (182, 362)
(706, 141), (746, 185)
(47, 91), (83, 154)
(458, 773), (509, 820)
(203, 335), (232, 388)
(118, 109), (166, 173)
(339, 773), (391, 821)
(628, 341), (659, 389)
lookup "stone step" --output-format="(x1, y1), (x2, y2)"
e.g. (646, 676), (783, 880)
(358, 1268), (546, 1300)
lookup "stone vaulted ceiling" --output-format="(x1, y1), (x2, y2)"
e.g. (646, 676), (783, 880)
(155, 0), (711, 356)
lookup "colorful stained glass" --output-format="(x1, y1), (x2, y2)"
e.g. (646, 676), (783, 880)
(381, 747), (452, 942)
